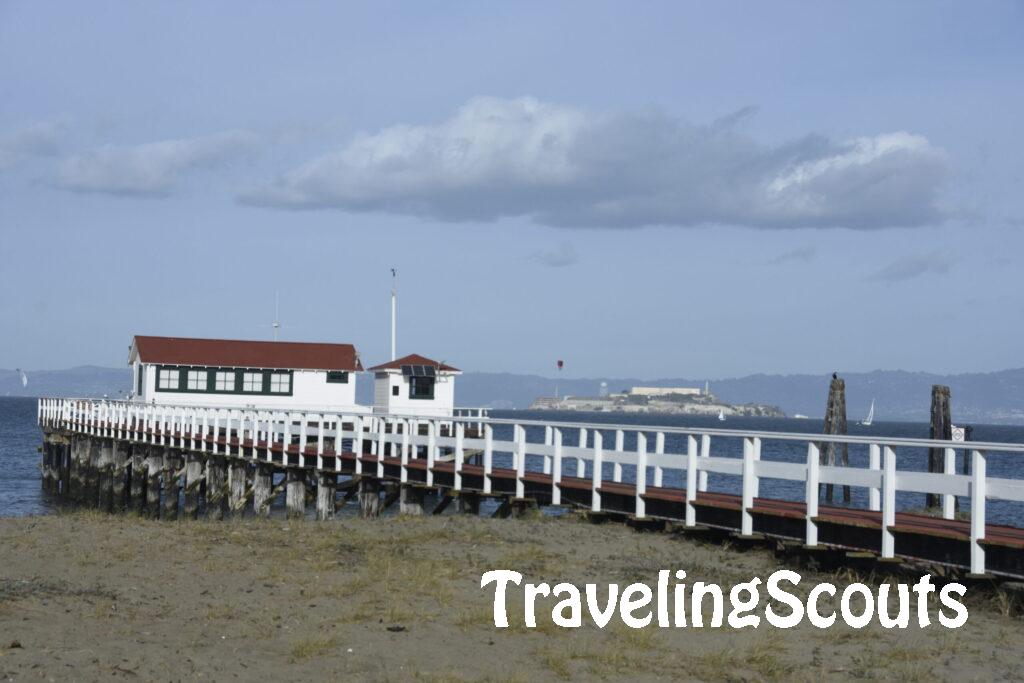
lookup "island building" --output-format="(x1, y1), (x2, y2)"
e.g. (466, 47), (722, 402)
(368, 354), (461, 418)
(128, 335), (365, 412)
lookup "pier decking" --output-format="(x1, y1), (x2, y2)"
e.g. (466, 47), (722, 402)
(37, 398), (1024, 578)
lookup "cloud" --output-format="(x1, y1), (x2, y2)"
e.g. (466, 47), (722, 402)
(55, 130), (258, 196)
(865, 251), (955, 283)
(242, 96), (950, 230)
(0, 121), (65, 170)
(767, 246), (817, 265)
(529, 242), (579, 267)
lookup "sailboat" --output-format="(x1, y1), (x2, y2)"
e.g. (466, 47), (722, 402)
(717, 409), (726, 422)
(16, 368), (27, 388)
(860, 399), (875, 427)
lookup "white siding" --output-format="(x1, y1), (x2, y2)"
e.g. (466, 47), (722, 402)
(373, 370), (457, 417)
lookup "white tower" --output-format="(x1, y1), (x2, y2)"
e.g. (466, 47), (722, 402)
(390, 268), (397, 361)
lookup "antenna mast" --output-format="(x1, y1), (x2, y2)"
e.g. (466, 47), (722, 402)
(272, 292), (280, 341)
(390, 268), (397, 361)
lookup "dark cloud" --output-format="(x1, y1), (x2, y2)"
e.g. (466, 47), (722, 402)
(865, 252), (955, 283)
(767, 246), (817, 265)
(242, 96), (950, 230)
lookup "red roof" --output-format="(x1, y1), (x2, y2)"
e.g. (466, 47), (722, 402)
(367, 353), (459, 372)
(132, 335), (362, 371)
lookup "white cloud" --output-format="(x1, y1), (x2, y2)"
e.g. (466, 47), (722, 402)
(529, 242), (579, 267)
(865, 251), (955, 283)
(242, 96), (950, 230)
(56, 130), (258, 196)
(0, 121), (65, 170)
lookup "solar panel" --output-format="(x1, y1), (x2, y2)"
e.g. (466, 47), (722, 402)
(413, 365), (426, 376)
(401, 365), (412, 376)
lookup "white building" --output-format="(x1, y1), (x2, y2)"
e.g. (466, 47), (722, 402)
(628, 386), (702, 398)
(128, 335), (367, 412)
(368, 354), (460, 417)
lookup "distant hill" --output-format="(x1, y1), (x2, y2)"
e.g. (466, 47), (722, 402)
(6, 365), (1024, 425)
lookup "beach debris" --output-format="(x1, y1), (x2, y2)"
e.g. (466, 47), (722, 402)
(9, 640), (22, 649)
(386, 625), (406, 632)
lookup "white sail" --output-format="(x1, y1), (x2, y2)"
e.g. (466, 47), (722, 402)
(717, 409), (725, 421)
(16, 368), (27, 388)
(861, 399), (874, 426)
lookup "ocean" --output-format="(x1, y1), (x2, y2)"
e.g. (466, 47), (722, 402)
(4, 397), (1024, 525)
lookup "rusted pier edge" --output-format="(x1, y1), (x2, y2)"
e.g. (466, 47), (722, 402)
(36, 397), (1024, 581)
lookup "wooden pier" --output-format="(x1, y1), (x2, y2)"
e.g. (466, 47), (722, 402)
(37, 398), (1024, 579)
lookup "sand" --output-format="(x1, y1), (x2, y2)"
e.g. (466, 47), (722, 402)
(0, 511), (1021, 682)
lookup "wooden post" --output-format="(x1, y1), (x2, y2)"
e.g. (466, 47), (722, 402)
(183, 453), (203, 519)
(84, 437), (100, 508)
(927, 385), (952, 509)
(457, 491), (481, 515)
(820, 376), (850, 503)
(253, 464), (274, 518)
(40, 437), (53, 493)
(97, 438), (114, 512)
(161, 450), (181, 520)
(112, 440), (129, 511)
(228, 461), (248, 515)
(130, 444), (146, 513)
(145, 447), (162, 519)
(69, 437), (83, 502)
(286, 469), (306, 519)
(399, 485), (425, 516)
(315, 472), (335, 521)
(206, 455), (227, 520)
(358, 477), (381, 518)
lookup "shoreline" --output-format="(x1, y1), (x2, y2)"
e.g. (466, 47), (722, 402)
(1, 512), (1021, 681)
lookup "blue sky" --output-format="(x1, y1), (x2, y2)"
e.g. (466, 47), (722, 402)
(1, 1), (1022, 378)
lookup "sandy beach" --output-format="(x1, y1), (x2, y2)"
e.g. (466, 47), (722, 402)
(0, 511), (1021, 682)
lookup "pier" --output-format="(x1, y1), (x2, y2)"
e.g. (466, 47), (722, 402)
(37, 398), (1024, 579)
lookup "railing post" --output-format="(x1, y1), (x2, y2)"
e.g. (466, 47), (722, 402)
(881, 445), (897, 559)
(699, 434), (710, 491)
(942, 447), (956, 520)
(591, 431), (603, 512)
(653, 432), (665, 488)
(317, 414), (325, 470)
(805, 443), (820, 546)
(551, 427), (563, 506)
(299, 413), (308, 468)
(376, 418), (385, 477)
(482, 424), (493, 494)
(543, 425), (553, 475)
(576, 428), (587, 477)
(426, 420), (435, 486)
(741, 437), (756, 536)
(970, 449), (986, 575)
(613, 429), (624, 482)
(400, 419), (410, 484)
(635, 433), (648, 519)
(353, 416), (364, 475)
(868, 444), (880, 511)
(454, 422), (465, 491)
(685, 435), (698, 527)
(514, 424), (526, 499)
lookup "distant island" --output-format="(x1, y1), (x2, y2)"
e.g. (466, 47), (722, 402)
(528, 384), (785, 418)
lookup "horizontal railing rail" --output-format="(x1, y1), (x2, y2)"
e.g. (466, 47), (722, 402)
(37, 397), (1024, 576)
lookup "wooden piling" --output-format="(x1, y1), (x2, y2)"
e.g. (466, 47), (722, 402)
(399, 485), (425, 516)
(206, 455), (228, 520)
(40, 438), (53, 493)
(130, 444), (146, 513)
(228, 461), (248, 516)
(927, 385), (952, 509)
(84, 438), (100, 508)
(183, 453), (203, 519)
(161, 450), (181, 520)
(358, 477), (381, 518)
(285, 469), (306, 519)
(457, 491), (481, 515)
(253, 464), (274, 518)
(315, 472), (335, 521)
(69, 437), (84, 503)
(97, 439), (115, 512)
(820, 376), (850, 503)
(112, 441), (129, 511)
(144, 447), (162, 518)
(57, 441), (71, 497)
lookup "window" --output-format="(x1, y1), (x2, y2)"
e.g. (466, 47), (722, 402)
(392, 385), (399, 396)
(269, 373), (290, 393)
(326, 371), (348, 384)
(215, 371), (235, 392)
(409, 376), (435, 400)
(136, 366), (143, 395)
(243, 372), (264, 392)
(186, 370), (207, 391)
(157, 368), (180, 390)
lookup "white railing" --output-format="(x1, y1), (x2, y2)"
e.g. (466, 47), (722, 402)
(37, 397), (1024, 576)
